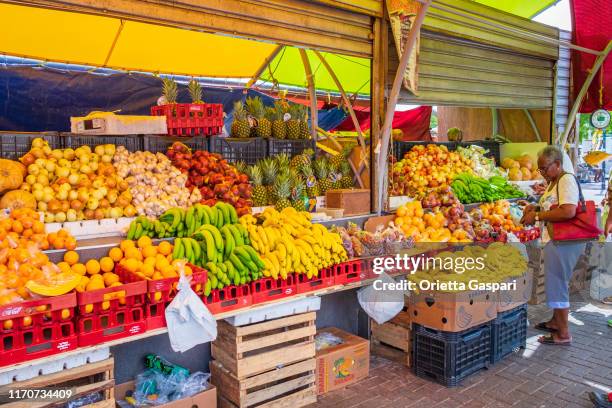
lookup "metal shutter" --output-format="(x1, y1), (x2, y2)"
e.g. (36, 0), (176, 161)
(554, 30), (572, 138)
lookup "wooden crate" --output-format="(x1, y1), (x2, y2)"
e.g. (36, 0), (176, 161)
(325, 189), (370, 216)
(211, 359), (316, 408)
(370, 305), (411, 367)
(0, 358), (114, 408)
(212, 312), (316, 379)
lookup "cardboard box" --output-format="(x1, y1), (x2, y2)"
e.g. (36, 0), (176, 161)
(115, 381), (216, 408)
(325, 189), (370, 216)
(497, 270), (532, 312)
(315, 327), (369, 395)
(409, 288), (497, 332)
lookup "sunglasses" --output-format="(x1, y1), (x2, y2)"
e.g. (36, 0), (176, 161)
(538, 162), (556, 174)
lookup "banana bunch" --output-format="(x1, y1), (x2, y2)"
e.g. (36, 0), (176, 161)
(240, 207), (348, 280)
(192, 223), (249, 265)
(202, 245), (266, 296)
(126, 202), (238, 240)
(584, 150), (612, 166)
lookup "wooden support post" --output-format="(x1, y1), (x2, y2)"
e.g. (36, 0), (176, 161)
(377, 0), (431, 213)
(523, 109), (542, 142)
(560, 40), (612, 147)
(298, 49), (318, 141)
(245, 45), (284, 90)
(313, 50), (370, 170)
(371, 12), (388, 212)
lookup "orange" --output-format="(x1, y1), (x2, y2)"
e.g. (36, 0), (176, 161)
(102, 272), (120, 286)
(108, 247), (123, 262)
(11, 220), (23, 234)
(125, 247), (143, 261)
(85, 259), (101, 275)
(157, 241), (172, 256)
(53, 237), (65, 250)
(72, 263), (87, 276)
(84, 304), (94, 314)
(57, 261), (72, 274)
(32, 220), (44, 234)
(161, 265), (177, 279)
(101, 301), (111, 310)
(86, 279), (104, 291)
(144, 257), (156, 267)
(63, 250), (79, 265)
(124, 258), (139, 273)
(142, 245), (157, 258)
(155, 256), (169, 272)
(57, 229), (69, 238)
(141, 263), (154, 278)
(99, 257), (114, 273)
(3, 320), (13, 330)
(64, 237), (77, 251)
(137, 236), (152, 249)
(22, 316), (32, 327)
(184, 265), (193, 276)
(60, 309), (71, 320)
(119, 239), (135, 253)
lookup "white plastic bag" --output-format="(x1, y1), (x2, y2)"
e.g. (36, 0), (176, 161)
(590, 238), (612, 302)
(165, 273), (217, 352)
(357, 272), (405, 324)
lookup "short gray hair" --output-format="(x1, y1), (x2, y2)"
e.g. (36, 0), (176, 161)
(538, 145), (563, 164)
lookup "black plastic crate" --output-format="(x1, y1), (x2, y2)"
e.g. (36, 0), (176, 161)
(413, 322), (491, 387)
(143, 135), (209, 154)
(61, 133), (143, 152)
(208, 136), (267, 165)
(459, 140), (502, 165)
(268, 138), (314, 157)
(491, 304), (527, 364)
(0, 132), (63, 160)
(392, 140), (457, 161)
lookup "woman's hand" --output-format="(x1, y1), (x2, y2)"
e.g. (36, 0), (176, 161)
(521, 210), (537, 226)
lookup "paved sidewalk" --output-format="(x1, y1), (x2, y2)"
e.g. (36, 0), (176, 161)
(310, 293), (612, 408)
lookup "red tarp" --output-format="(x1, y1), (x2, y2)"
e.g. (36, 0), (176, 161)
(571, 0), (612, 112)
(332, 105), (432, 140)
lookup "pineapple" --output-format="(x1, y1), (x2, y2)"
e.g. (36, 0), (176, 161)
(161, 78), (178, 104)
(328, 162), (341, 189)
(234, 160), (248, 175)
(301, 165), (320, 198)
(273, 174), (292, 211)
(291, 176), (306, 211)
(329, 143), (354, 169)
(340, 161), (353, 188)
(299, 106), (310, 139)
(275, 153), (290, 173)
(188, 79), (203, 103)
(246, 97), (271, 138)
(286, 104), (301, 140)
(313, 158), (332, 195)
(248, 165), (267, 207)
(261, 158), (278, 204)
(290, 148), (314, 169)
(271, 101), (287, 139)
(231, 100), (251, 138)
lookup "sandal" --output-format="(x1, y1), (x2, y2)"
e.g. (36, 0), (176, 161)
(534, 322), (557, 332)
(538, 334), (572, 346)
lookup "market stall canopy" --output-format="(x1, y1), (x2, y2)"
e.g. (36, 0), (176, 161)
(472, 0), (557, 18)
(0, 2), (369, 93)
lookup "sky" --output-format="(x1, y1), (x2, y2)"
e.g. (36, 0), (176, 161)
(533, 0), (572, 30)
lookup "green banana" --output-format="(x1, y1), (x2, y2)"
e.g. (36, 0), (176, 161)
(173, 238), (183, 259)
(182, 238), (193, 262)
(242, 246), (265, 269)
(202, 205), (215, 226)
(221, 227), (235, 260)
(204, 280), (212, 297)
(229, 253), (247, 274)
(134, 223), (143, 240)
(126, 221), (138, 240)
(228, 205), (238, 224)
(189, 238), (201, 263)
(228, 225), (244, 246)
(199, 225), (223, 252)
(200, 230), (217, 263)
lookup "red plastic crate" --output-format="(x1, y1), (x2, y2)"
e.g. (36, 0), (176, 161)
(334, 260), (363, 285)
(251, 275), (297, 305)
(202, 285), (252, 315)
(151, 103), (224, 137)
(144, 265), (207, 330)
(76, 266), (147, 346)
(296, 269), (335, 294)
(0, 293), (77, 367)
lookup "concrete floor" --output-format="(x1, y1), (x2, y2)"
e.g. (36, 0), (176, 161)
(310, 292), (612, 408)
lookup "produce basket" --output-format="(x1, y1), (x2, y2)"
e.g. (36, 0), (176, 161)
(75, 266), (147, 346)
(295, 268), (335, 294)
(0, 131), (63, 160)
(142, 135), (209, 154)
(267, 138), (313, 157)
(392, 140), (457, 161)
(61, 133), (143, 152)
(208, 136), (267, 165)
(491, 304), (527, 364)
(251, 275), (297, 304)
(413, 322), (492, 387)
(460, 140), (502, 164)
(333, 259), (363, 285)
(151, 103), (224, 137)
(0, 293), (77, 367)
(202, 284), (252, 315)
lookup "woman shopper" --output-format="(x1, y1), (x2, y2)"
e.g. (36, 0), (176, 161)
(521, 146), (586, 345)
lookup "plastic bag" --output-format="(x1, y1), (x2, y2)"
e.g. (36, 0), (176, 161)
(132, 369), (210, 406)
(165, 267), (217, 353)
(173, 372), (211, 401)
(590, 238), (612, 302)
(357, 272), (405, 324)
(315, 332), (344, 351)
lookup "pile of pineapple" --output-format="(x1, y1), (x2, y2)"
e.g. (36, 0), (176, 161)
(231, 97), (311, 139)
(244, 148), (354, 210)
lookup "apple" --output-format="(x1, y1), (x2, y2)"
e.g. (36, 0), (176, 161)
(101, 154), (113, 163)
(86, 198), (99, 210)
(80, 164), (92, 175)
(99, 198), (110, 209)
(93, 208), (105, 220)
(90, 161), (99, 172)
(107, 190), (118, 204)
(28, 164), (40, 176)
(77, 210), (85, 221)
(44, 212), (55, 223)
(83, 209), (94, 219)
(68, 173), (79, 185)
(91, 189), (105, 201)
(94, 145), (105, 156)
(77, 189), (90, 203)
(55, 212), (66, 223)
(123, 205), (136, 217)
(66, 209), (78, 222)
(92, 178), (104, 189)
(56, 166), (70, 179)
(56, 189), (68, 201)
(37, 201), (47, 212)
(70, 199), (84, 211)
(109, 207), (123, 219)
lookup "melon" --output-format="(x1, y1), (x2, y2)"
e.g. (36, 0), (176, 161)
(508, 168), (522, 181)
(0, 190), (36, 211)
(25, 272), (81, 297)
(0, 159), (26, 194)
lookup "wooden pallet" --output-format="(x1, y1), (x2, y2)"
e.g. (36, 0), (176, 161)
(0, 357), (114, 408)
(211, 359), (316, 408)
(212, 312), (316, 379)
(370, 311), (411, 367)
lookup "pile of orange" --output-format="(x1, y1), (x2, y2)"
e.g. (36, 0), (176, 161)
(0, 208), (76, 250)
(479, 201), (521, 233)
(394, 201), (455, 242)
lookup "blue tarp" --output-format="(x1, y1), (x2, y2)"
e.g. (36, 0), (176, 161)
(0, 66), (346, 132)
